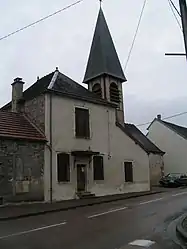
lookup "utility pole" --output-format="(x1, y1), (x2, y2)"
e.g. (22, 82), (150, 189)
(179, 0), (187, 59)
(165, 0), (187, 58)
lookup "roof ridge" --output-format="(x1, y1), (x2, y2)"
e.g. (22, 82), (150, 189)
(162, 120), (187, 130)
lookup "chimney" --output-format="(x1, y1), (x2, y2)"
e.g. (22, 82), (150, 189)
(11, 77), (25, 112)
(157, 114), (162, 120)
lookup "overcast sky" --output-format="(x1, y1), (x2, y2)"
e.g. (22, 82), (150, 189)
(0, 0), (187, 132)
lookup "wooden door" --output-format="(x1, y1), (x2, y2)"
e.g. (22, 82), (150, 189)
(77, 164), (86, 192)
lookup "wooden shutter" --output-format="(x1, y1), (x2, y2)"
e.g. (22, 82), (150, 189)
(75, 108), (90, 138)
(57, 153), (70, 182)
(93, 156), (104, 180)
(124, 162), (133, 182)
(110, 83), (120, 103)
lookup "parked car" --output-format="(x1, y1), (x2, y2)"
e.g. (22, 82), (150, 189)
(159, 173), (187, 187)
(175, 174), (187, 186)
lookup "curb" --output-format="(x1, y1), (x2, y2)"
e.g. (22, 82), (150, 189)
(0, 190), (163, 221)
(176, 213), (187, 242)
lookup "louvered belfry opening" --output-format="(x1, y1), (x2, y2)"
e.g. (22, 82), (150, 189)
(92, 83), (102, 98)
(110, 82), (120, 103)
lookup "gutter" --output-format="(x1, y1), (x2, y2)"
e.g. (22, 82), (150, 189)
(49, 93), (53, 203)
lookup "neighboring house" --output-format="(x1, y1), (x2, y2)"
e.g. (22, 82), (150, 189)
(147, 114), (187, 175)
(121, 124), (165, 186)
(1, 8), (163, 202)
(0, 110), (46, 202)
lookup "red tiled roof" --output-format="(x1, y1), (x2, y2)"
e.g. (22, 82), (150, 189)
(0, 111), (46, 142)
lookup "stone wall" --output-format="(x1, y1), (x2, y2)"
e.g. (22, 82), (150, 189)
(149, 153), (164, 186)
(22, 94), (45, 132)
(2, 95), (45, 132)
(0, 139), (44, 202)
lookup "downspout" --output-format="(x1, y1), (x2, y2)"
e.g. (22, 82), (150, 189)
(49, 93), (53, 203)
(148, 153), (152, 191)
(47, 69), (58, 203)
(107, 109), (111, 159)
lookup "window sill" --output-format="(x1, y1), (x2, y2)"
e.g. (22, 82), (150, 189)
(58, 181), (70, 185)
(75, 136), (91, 140)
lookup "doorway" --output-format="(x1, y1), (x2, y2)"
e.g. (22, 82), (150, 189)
(77, 164), (86, 192)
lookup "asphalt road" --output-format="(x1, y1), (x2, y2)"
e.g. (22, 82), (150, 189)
(0, 188), (187, 249)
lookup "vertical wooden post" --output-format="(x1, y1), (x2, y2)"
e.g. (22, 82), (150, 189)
(179, 0), (187, 59)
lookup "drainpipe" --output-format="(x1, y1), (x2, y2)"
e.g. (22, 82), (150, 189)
(148, 153), (152, 191)
(107, 110), (111, 159)
(49, 93), (53, 203)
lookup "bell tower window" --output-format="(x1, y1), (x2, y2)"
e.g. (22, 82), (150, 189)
(110, 82), (120, 103)
(92, 83), (102, 98)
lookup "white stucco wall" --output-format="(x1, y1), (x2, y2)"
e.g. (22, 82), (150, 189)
(44, 94), (150, 201)
(147, 120), (187, 175)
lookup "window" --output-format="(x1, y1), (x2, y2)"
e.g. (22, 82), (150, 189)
(93, 156), (104, 180)
(124, 162), (133, 182)
(92, 83), (102, 98)
(110, 82), (120, 103)
(57, 153), (70, 182)
(75, 107), (90, 138)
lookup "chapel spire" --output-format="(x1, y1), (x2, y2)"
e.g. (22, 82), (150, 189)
(83, 7), (126, 83)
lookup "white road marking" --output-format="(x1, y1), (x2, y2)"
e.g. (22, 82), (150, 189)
(172, 191), (187, 197)
(139, 198), (163, 205)
(0, 221), (66, 240)
(129, 239), (155, 247)
(88, 206), (128, 219)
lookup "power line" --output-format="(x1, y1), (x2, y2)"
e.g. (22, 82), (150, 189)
(136, 111), (187, 127)
(170, 0), (181, 17)
(168, 0), (182, 30)
(124, 0), (147, 71)
(0, 0), (83, 42)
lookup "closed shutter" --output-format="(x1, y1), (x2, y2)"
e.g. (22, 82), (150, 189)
(93, 156), (104, 180)
(75, 108), (90, 138)
(57, 153), (70, 182)
(124, 162), (133, 182)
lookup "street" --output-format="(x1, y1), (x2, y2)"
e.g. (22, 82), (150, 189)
(0, 189), (187, 249)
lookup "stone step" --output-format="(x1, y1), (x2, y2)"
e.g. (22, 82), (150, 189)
(76, 192), (95, 199)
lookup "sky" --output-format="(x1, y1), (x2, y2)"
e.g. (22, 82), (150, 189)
(0, 0), (187, 132)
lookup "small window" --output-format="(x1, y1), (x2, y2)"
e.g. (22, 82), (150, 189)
(110, 82), (120, 103)
(57, 153), (70, 182)
(92, 83), (102, 98)
(93, 156), (104, 180)
(75, 107), (90, 138)
(124, 162), (133, 182)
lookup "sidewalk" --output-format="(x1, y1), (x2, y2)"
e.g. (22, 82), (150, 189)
(176, 213), (187, 244)
(0, 188), (165, 221)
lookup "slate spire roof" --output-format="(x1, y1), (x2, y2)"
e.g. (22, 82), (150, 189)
(83, 8), (127, 83)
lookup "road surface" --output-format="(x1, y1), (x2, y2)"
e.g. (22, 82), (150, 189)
(0, 188), (187, 249)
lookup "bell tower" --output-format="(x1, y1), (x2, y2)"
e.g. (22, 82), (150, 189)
(83, 7), (127, 124)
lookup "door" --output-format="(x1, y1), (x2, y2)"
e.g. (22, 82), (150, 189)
(77, 164), (86, 192)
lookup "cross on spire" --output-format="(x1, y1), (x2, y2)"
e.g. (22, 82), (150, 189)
(99, 0), (102, 7)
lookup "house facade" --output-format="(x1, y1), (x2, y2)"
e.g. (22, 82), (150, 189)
(1, 8), (164, 202)
(147, 115), (187, 175)
(44, 90), (151, 201)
